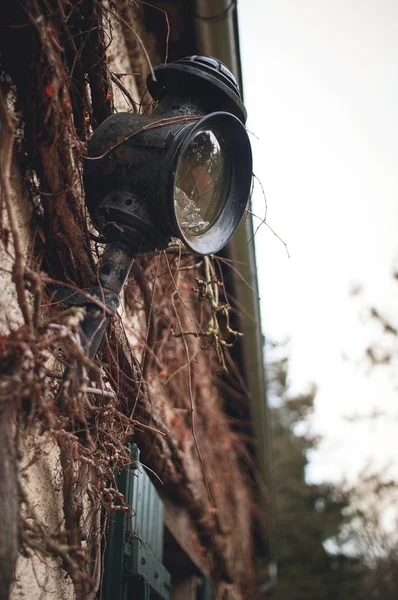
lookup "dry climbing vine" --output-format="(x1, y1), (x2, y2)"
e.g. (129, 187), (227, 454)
(0, 2), (257, 599)
(173, 254), (244, 371)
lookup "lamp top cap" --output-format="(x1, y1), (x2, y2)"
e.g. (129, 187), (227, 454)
(147, 55), (247, 123)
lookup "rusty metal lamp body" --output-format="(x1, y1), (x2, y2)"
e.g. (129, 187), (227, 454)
(75, 56), (252, 358)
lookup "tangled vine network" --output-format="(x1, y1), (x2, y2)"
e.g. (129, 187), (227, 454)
(0, 2), (256, 599)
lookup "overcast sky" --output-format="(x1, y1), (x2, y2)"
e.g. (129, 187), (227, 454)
(238, 0), (398, 483)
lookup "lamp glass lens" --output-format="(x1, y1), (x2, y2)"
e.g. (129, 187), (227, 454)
(174, 129), (228, 236)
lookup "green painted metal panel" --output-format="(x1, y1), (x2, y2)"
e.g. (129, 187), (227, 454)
(103, 444), (171, 600)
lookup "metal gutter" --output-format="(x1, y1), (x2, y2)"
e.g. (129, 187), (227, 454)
(193, 0), (277, 592)
(193, 0), (242, 87)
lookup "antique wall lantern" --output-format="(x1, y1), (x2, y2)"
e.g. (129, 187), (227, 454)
(71, 56), (252, 358)
(84, 55), (251, 255)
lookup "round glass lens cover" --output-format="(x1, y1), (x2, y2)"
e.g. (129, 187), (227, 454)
(174, 129), (229, 236)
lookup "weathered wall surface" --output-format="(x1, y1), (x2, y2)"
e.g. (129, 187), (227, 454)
(12, 429), (74, 600)
(0, 2), (259, 599)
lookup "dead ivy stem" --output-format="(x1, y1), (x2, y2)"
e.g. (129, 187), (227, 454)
(0, 92), (33, 332)
(100, 2), (156, 81)
(163, 252), (215, 504)
(110, 71), (140, 110)
(19, 483), (92, 590)
(84, 115), (202, 161)
(171, 288), (215, 508)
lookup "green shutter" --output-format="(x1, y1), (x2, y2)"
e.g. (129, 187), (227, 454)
(103, 444), (171, 600)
